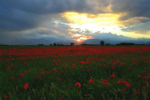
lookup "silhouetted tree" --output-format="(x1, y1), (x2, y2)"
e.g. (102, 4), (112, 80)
(100, 40), (104, 46)
(38, 44), (44, 46)
(81, 43), (88, 46)
(105, 43), (111, 46)
(116, 43), (135, 46)
(53, 43), (56, 46)
(56, 43), (64, 46)
(70, 42), (74, 46)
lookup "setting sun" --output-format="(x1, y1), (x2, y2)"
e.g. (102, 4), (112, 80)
(76, 38), (81, 42)
(72, 35), (93, 43)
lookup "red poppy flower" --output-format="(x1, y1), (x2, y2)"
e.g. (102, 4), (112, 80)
(87, 68), (90, 72)
(7, 66), (11, 70)
(110, 74), (115, 78)
(12, 70), (15, 73)
(24, 70), (28, 73)
(41, 69), (45, 74)
(117, 79), (123, 84)
(89, 78), (94, 84)
(80, 61), (85, 64)
(46, 71), (50, 75)
(123, 81), (131, 88)
(53, 68), (57, 74)
(136, 90), (140, 95)
(28, 69), (31, 72)
(138, 75), (142, 78)
(24, 83), (29, 90)
(117, 79), (131, 87)
(102, 80), (109, 85)
(75, 82), (81, 88)
(10, 77), (14, 80)
(18, 73), (24, 78)
(4, 95), (8, 99)
(144, 76), (150, 79)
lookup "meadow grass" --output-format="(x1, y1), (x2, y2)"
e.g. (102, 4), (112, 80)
(0, 46), (150, 100)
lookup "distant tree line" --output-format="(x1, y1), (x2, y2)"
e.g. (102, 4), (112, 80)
(36, 41), (149, 46)
(1, 40), (148, 47)
(116, 43), (135, 46)
(37, 42), (75, 46)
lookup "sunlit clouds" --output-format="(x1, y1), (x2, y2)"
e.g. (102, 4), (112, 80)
(61, 11), (150, 39)
(61, 11), (122, 34)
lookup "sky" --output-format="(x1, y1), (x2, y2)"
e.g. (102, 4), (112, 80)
(0, 0), (150, 45)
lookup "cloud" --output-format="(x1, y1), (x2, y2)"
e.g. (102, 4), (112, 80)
(0, 0), (103, 32)
(0, 28), (72, 45)
(1, 0), (148, 32)
(0, 0), (87, 14)
(111, 0), (150, 20)
(61, 11), (150, 39)
(0, 0), (150, 44)
(122, 21), (150, 33)
(0, 16), (72, 44)
(0, 0), (149, 31)
(83, 33), (150, 44)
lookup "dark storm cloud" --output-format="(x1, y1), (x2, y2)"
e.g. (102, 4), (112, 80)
(0, 0), (110, 14)
(0, 0), (95, 32)
(0, 18), (71, 45)
(0, 0), (87, 15)
(111, 0), (150, 20)
(0, 6), (43, 31)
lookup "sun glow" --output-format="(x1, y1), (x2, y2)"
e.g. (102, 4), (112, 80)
(72, 34), (93, 43)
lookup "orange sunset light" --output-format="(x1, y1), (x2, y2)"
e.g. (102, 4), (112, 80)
(74, 35), (93, 43)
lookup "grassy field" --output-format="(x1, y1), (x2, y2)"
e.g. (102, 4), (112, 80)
(0, 46), (150, 100)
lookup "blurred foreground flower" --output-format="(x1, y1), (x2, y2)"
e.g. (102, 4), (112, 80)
(24, 83), (29, 90)
(89, 78), (94, 84)
(110, 74), (115, 78)
(4, 95), (8, 99)
(75, 82), (81, 88)
(102, 80), (109, 85)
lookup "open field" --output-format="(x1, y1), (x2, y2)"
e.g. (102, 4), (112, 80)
(0, 46), (150, 100)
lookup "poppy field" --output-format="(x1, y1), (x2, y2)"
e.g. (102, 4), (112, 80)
(0, 46), (150, 100)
